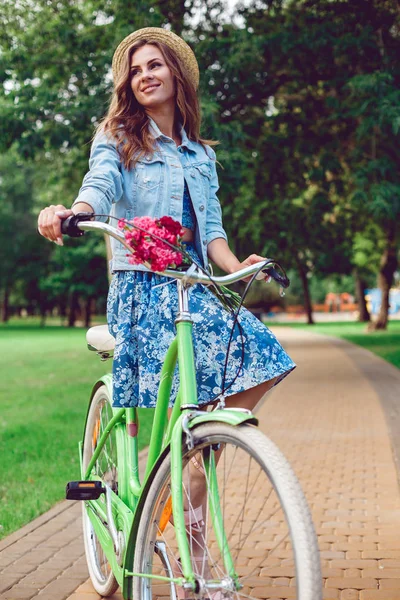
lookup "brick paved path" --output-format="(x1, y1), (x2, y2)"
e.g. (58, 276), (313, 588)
(2, 328), (400, 600)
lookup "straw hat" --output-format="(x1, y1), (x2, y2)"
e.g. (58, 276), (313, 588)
(112, 27), (200, 90)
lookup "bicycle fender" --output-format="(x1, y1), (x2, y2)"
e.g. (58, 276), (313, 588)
(188, 409), (258, 429)
(89, 372), (113, 402)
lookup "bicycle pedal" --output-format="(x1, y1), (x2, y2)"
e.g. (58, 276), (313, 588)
(66, 480), (106, 501)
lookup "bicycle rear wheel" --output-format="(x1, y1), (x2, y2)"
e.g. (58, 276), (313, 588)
(133, 422), (321, 600)
(82, 385), (119, 596)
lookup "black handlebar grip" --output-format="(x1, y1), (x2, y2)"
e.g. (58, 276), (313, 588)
(60, 213), (93, 237)
(263, 266), (290, 289)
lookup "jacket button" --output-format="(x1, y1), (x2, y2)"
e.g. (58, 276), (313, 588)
(199, 205), (205, 212)
(203, 240), (207, 246)
(191, 171), (196, 178)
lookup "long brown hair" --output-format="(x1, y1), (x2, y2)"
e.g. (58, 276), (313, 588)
(99, 39), (217, 168)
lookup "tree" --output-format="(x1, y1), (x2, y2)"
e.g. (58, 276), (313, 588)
(213, 0), (400, 327)
(194, 19), (356, 324)
(0, 0), (160, 321)
(3, 0), (398, 330)
(346, 71), (400, 329)
(0, 148), (52, 322)
(40, 236), (108, 327)
(0, 0), (241, 322)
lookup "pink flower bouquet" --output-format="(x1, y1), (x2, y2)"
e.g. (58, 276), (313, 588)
(118, 216), (185, 272)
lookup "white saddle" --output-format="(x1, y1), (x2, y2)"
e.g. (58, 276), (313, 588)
(86, 325), (115, 358)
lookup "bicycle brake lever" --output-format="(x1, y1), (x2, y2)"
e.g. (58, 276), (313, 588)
(262, 266), (290, 288)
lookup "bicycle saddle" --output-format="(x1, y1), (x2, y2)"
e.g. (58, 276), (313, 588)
(86, 325), (115, 360)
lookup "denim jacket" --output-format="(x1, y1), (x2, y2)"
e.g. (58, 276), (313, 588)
(73, 118), (227, 272)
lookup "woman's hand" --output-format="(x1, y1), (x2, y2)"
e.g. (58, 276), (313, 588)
(238, 253), (267, 270)
(38, 205), (74, 246)
(237, 254), (268, 282)
(207, 240), (268, 281)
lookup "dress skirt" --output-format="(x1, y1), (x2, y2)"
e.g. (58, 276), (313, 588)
(107, 245), (296, 408)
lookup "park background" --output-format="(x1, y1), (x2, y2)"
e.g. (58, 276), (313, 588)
(0, 0), (399, 539)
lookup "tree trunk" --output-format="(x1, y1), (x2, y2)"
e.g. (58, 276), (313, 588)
(369, 224), (397, 331)
(354, 269), (370, 323)
(59, 297), (67, 318)
(85, 297), (93, 329)
(295, 256), (314, 325)
(39, 300), (47, 328)
(1, 286), (10, 323)
(68, 291), (80, 327)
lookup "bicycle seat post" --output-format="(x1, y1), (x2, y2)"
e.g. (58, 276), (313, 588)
(175, 279), (198, 412)
(176, 279), (192, 323)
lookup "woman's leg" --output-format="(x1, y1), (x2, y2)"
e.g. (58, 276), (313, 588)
(179, 375), (280, 577)
(223, 376), (278, 411)
(185, 377), (277, 508)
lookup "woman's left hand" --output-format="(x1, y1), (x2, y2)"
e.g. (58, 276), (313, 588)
(237, 254), (268, 282)
(207, 239), (268, 282)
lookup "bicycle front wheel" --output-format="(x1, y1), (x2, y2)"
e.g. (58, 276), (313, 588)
(133, 422), (321, 600)
(81, 385), (119, 597)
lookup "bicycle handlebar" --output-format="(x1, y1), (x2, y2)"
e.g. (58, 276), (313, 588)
(61, 214), (290, 288)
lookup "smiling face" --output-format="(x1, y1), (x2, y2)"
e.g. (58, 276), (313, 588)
(130, 44), (175, 110)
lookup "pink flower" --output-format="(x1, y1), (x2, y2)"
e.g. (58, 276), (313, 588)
(158, 216), (185, 237)
(122, 216), (184, 271)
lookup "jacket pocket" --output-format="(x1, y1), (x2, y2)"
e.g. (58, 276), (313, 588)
(135, 156), (164, 191)
(193, 162), (211, 179)
(193, 162), (211, 200)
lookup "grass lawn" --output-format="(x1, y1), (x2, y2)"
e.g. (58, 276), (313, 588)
(3, 316), (398, 541)
(269, 319), (400, 370)
(0, 320), (154, 540)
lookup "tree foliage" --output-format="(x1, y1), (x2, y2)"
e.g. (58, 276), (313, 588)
(197, 0), (400, 324)
(0, 0), (399, 326)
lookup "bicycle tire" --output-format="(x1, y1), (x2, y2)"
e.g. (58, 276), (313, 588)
(81, 385), (119, 596)
(133, 422), (321, 600)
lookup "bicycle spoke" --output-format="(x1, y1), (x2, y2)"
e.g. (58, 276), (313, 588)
(227, 460), (269, 541)
(196, 452), (234, 581)
(201, 444), (295, 591)
(233, 451), (252, 563)
(239, 532), (292, 585)
(134, 424), (321, 600)
(151, 487), (184, 574)
(182, 477), (226, 582)
(231, 480), (277, 564)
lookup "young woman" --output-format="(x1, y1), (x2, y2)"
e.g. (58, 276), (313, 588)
(38, 26), (295, 588)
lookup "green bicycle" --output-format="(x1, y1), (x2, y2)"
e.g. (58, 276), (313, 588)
(63, 214), (322, 600)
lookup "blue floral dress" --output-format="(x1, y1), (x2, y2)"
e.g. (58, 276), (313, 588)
(107, 184), (295, 408)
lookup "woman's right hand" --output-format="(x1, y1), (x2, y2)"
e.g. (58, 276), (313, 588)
(37, 205), (74, 246)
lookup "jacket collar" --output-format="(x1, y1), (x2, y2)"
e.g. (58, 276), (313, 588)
(179, 125), (197, 153)
(148, 117), (197, 153)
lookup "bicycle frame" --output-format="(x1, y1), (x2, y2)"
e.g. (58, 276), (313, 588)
(81, 278), (257, 599)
